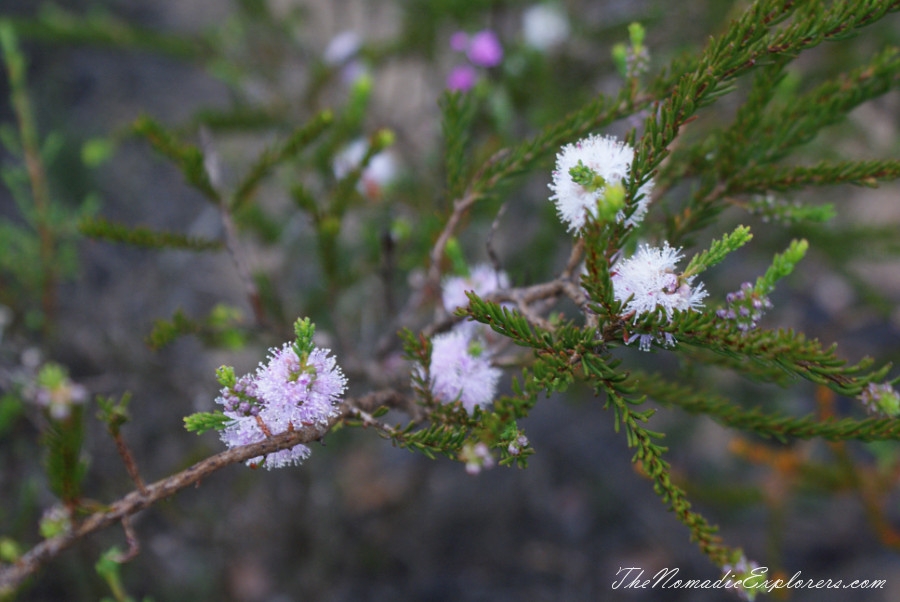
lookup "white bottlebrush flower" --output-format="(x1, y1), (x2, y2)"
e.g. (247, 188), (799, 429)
(522, 4), (570, 51)
(549, 134), (652, 232)
(333, 139), (399, 199)
(418, 330), (501, 414)
(611, 242), (707, 320)
(442, 264), (510, 313)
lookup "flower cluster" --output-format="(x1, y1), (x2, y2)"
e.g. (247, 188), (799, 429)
(460, 441), (495, 475)
(612, 22), (650, 79)
(323, 30), (366, 85)
(333, 136), (399, 200)
(215, 319), (347, 469)
(549, 134), (652, 232)
(31, 362), (88, 421)
(716, 282), (773, 331)
(447, 29), (503, 91)
(419, 330), (501, 415)
(721, 555), (760, 602)
(416, 262), (509, 413)
(611, 242), (707, 351)
(858, 382), (900, 418)
(522, 4), (570, 52)
(442, 263), (510, 315)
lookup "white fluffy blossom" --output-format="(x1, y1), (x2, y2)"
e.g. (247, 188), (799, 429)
(522, 4), (570, 51)
(333, 139), (399, 199)
(442, 264), (510, 313)
(549, 134), (652, 232)
(419, 330), (501, 414)
(611, 242), (707, 350)
(612, 242), (707, 318)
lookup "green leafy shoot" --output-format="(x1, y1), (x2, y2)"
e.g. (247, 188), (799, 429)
(755, 238), (808, 295)
(184, 411), (231, 434)
(79, 216), (223, 251)
(683, 225), (753, 278)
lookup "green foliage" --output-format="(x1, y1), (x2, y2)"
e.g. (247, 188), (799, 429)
(755, 239), (808, 295)
(0, 394), (24, 439)
(96, 393), (133, 437)
(231, 110), (334, 210)
(684, 225), (753, 277)
(440, 91), (477, 199)
(79, 216), (223, 251)
(146, 305), (247, 351)
(0, 19), (97, 329)
(42, 405), (88, 506)
(636, 372), (900, 443)
(132, 116), (220, 203)
(184, 411), (231, 435)
(6, 0), (900, 595)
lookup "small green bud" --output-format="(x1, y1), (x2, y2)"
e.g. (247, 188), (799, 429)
(293, 317), (316, 357)
(596, 182), (626, 222)
(215, 365), (236, 388)
(39, 506), (72, 539)
(628, 22), (646, 49)
(372, 128), (395, 151)
(390, 216), (412, 242)
(37, 363), (67, 390)
(320, 215), (341, 237)
(0, 537), (21, 562)
(568, 160), (607, 191)
(445, 237), (470, 277)
(612, 43), (628, 76)
(81, 137), (116, 167)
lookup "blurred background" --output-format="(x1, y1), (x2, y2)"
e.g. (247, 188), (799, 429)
(2, 1), (900, 600)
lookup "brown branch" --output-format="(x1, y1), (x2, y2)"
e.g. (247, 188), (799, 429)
(111, 431), (147, 496)
(0, 390), (403, 596)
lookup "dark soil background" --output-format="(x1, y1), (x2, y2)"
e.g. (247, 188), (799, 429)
(2, 1), (900, 601)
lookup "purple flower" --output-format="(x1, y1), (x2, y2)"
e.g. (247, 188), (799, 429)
(418, 330), (501, 414)
(467, 30), (503, 67)
(449, 31), (469, 52)
(447, 64), (478, 91)
(255, 344), (347, 431)
(215, 333), (348, 469)
(859, 382), (900, 418)
(442, 264), (510, 314)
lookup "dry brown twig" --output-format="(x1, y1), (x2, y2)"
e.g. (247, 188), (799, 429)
(0, 389), (406, 596)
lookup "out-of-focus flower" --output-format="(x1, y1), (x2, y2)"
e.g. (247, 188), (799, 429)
(323, 30), (368, 86)
(859, 382), (900, 418)
(721, 555), (760, 602)
(447, 64), (479, 91)
(447, 28), (504, 90)
(418, 330), (501, 414)
(39, 505), (73, 539)
(324, 30), (361, 65)
(449, 31), (469, 53)
(333, 138), (399, 199)
(716, 281), (773, 332)
(442, 264), (510, 314)
(32, 363), (88, 421)
(522, 4), (570, 51)
(549, 134), (652, 232)
(467, 30), (504, 67)
(461, 441), (495, 475)
(507, 435), (530, 456)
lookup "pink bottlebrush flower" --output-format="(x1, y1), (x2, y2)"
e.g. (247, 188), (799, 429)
(447, 64), (479, 91)
(467, 30), (503, 67)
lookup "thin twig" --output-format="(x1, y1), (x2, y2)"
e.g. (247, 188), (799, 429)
(0, 390), (405, 595)
(111, 431), (147, 496)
